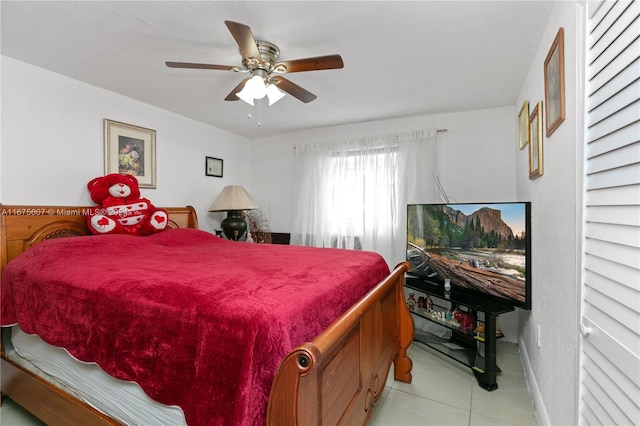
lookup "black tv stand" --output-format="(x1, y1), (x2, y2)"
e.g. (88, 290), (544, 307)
(404, 276), (515, 391)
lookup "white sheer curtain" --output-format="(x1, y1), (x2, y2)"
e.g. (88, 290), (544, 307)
(291, 128), (439, 267)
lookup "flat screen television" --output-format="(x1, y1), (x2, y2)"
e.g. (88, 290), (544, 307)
(406, 202), (531, 310)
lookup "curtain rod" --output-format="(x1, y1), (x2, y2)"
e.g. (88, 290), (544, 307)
(294, 128), (448, 150)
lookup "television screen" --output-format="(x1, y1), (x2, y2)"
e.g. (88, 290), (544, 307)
(406, 202), (531, 310)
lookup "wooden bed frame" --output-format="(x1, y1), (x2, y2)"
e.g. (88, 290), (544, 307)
(0, 204), (413, 425)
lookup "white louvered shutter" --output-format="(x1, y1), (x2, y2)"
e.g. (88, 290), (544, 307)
(580, 1), (640, 425)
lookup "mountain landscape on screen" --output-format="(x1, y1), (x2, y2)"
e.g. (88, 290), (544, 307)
(407, 202), (531, 310)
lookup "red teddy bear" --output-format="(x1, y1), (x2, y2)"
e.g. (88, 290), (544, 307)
(86, 173), (168, 236)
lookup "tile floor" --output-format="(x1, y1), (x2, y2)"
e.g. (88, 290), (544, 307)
(370, 340), (537, 426)
(1, 340), (536, 426)
(0, 396), (45, 426)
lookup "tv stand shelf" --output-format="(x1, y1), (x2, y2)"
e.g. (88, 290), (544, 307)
(405, 276), (515, 391)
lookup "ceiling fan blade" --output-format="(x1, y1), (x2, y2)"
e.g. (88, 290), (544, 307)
(274, 54), (344, 73)
(224, 78), (251, 101)
(166, 62), (238, 71)
(271, 76), (317, 103)
(224, 20), (263, 65)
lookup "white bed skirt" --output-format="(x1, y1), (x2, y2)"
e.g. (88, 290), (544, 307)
(5, 326), (187, 425)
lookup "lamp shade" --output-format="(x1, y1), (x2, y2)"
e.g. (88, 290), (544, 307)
(209, 185), (258, 212)
(266, 83), (286, 105)
(236, 75), (267, 105)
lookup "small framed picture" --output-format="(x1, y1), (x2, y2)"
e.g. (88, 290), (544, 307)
(529, 101), (543, 180)
(104, 119), (156, 188)
(518, 101), (530, 150)
(206, 156), (223, 177)
(544, 27), (565, 137)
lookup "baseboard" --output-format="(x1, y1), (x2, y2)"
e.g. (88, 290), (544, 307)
(518, 336), (550, 426)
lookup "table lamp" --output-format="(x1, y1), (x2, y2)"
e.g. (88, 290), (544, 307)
(208, 185), (258, 241)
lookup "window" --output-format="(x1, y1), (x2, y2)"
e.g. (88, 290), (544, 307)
(291, 129), (438, 266)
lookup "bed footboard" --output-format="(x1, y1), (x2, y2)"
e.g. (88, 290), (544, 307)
(267, 261), (413, 425)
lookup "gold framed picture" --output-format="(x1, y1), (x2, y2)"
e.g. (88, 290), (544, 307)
(104, 119), (156, 188)
(529, 101), (543, 180)
(518, 100), (530, 149)
(544, 27), (565, 137)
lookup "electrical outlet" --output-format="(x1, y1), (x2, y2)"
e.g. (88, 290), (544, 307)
(537, 324), (542, 348)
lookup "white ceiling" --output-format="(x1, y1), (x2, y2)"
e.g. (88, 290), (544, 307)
(1, 1), (555, 139)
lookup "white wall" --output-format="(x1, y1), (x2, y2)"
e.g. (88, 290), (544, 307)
(0, 56), (251, 231)
(514, 2), (581, 425)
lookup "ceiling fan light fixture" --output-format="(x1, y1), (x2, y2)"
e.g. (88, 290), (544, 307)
(237, 75), (268, 105)
(266, 83), (285, 105)
(236, 89), (254, 105)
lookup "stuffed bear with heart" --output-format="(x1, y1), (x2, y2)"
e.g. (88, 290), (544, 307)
(86, 173), (168, 236)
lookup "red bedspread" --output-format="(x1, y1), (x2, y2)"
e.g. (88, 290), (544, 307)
(1, 228), (390, 425)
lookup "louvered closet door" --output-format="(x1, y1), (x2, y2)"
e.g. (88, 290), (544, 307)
(580, 1), (640, 425)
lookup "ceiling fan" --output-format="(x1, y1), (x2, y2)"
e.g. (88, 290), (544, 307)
(166, 20), (344, 104)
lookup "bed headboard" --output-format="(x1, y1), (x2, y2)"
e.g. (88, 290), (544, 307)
(0, 204), (198, 275)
